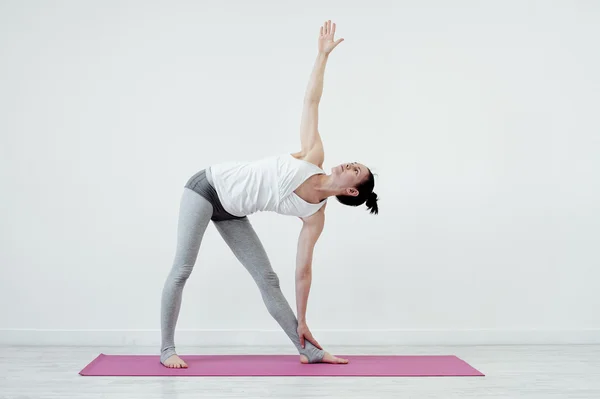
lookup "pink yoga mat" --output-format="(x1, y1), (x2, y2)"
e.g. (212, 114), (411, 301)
(79, 354), (484, 377)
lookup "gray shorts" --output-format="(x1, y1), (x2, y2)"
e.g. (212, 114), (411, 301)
(183, 167), (247, 222)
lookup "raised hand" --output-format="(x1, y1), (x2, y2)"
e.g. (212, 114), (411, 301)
(318, 20), (344, 55)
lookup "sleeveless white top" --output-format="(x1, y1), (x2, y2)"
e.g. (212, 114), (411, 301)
(208, 153), (327, 218)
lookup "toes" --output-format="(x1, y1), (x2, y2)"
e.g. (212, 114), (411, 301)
(164, 360), (188, 368)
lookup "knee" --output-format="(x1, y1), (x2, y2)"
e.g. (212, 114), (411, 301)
(171, 263), (194, 285)
(260, 270), (280, 289)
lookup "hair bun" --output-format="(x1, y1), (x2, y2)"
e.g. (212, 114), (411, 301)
(367, 192), (378, 204)
(365, 191), (379, 215)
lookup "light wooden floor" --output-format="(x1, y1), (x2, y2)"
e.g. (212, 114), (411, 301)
(1, 344), (599, 398)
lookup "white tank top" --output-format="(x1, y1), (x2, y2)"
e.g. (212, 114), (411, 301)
(208, 153), (327, 218)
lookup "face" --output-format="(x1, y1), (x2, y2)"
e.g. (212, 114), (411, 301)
(330, 161), (369, 196)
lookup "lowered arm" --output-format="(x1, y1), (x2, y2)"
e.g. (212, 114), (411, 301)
(295, 204), (326, 324)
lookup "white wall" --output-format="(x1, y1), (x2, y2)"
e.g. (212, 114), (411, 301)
(1, 0), (599, 348)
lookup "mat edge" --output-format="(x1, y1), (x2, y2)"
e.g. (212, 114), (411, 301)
(78, 353), (105, 376)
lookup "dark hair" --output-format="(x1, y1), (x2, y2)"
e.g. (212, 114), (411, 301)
(335, 168), (379, 215)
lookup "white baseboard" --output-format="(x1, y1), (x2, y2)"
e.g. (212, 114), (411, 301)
(1, 329), (599, 346)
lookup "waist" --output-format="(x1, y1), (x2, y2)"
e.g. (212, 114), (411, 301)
(206, 166), (215, 186)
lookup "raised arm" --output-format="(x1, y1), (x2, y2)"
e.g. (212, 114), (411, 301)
(303, 53), (328, 105)
(299, 20), (344, 157)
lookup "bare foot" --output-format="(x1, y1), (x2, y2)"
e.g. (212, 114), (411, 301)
(300, 351), (349, 364)
(161, 354), (188, 368)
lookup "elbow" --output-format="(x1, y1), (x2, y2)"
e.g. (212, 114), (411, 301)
(296, 267), (312, 280)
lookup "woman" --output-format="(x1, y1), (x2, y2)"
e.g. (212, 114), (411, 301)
(160, 20), (379, 368)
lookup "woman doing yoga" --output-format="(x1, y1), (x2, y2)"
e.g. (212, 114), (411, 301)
(160, 20), (379, 368)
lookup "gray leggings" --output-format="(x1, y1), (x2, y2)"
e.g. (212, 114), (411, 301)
(160, 187), (325, 364)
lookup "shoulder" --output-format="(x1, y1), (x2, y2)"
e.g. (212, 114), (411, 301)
(290, 146), (324, 169)
(298, 201), (327, 224)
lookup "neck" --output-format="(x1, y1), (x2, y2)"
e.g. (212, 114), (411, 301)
(313, 174), (343, 199)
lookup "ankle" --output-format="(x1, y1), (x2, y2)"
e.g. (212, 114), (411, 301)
(160, 349), (177, 364)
